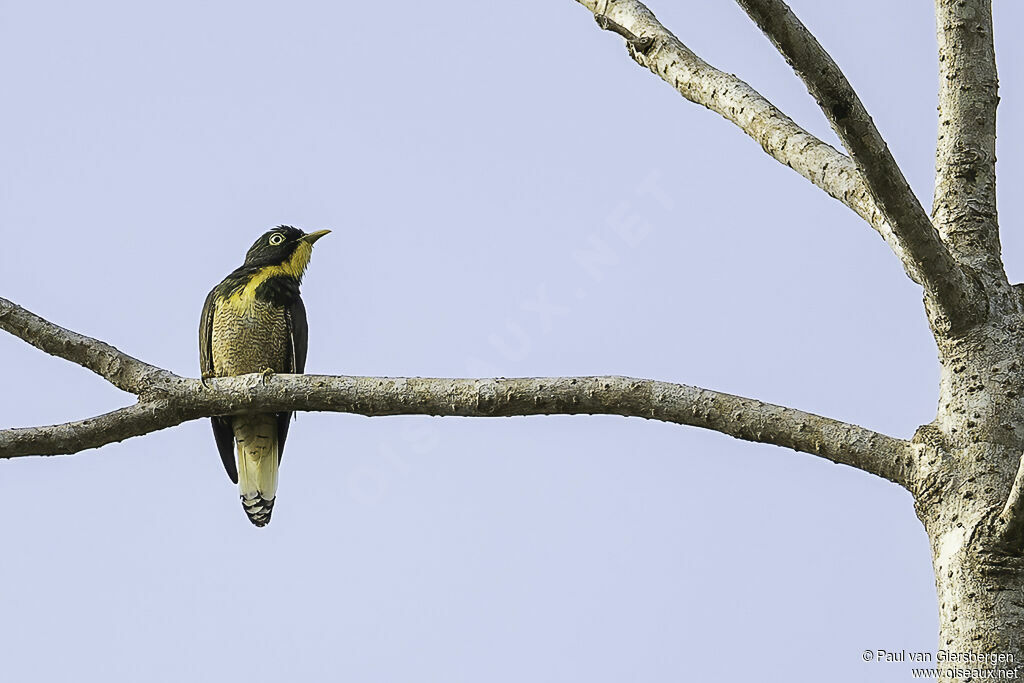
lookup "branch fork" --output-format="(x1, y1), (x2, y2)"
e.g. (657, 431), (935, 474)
(577, 0), (989, 334)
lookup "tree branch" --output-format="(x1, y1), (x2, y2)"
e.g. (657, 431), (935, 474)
(581, 0), (933, 286)
(0, 297), (171, 394)
(0, 299), (917, 490)
(0, 402), (180, 457)
(0, 374), (917, 489)
(732, 0), (984, 333)
(932, 0), (1000, 268)
(576, 0), (923, 285)
(574, 0), (985, 333)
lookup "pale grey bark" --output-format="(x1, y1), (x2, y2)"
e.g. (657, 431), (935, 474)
(0, 296), (171, 395)
(734, 0), (983, 334)
(933, 0), (1000, 269)
(582, 0), (984, 334)
(0, 297), (915, 487)
(577, 0), (926, 285)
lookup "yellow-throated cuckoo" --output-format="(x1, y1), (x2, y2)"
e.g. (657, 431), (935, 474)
(199, 226), (329, 526)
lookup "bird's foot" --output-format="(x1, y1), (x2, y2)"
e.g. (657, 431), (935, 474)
(200, 371), (213, 389)
(260, 367), (275, 385)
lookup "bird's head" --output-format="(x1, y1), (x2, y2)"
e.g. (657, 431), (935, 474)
(242, 225), (331, 280)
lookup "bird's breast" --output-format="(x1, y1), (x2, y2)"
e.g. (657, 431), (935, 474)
(211, 293), (289, 377)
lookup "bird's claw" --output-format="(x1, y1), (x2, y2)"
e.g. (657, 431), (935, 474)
(200, 371), (213, 389)
(260, 368), (274, 386)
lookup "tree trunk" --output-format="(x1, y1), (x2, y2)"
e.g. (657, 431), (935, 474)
(927, 523), (1024, 665)
(920, 310), (1024, 671)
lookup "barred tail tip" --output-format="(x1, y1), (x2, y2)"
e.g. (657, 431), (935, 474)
(242, 495), (275, 527)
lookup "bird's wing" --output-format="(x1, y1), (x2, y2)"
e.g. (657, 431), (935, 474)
(278, 296), (309, 461)
(199, 288), (217, 377)
(287, 295), (309, 374)
(200, 287), (238, 484)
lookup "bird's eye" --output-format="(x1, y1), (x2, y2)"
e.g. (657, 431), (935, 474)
(268, 233), (285, 246)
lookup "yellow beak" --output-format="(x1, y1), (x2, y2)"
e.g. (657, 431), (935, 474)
(301, 229), (331, 245)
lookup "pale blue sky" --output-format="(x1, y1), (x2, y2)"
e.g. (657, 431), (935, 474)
(2, 1), (1022, 681)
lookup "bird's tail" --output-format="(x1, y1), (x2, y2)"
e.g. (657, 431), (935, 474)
(233, 414), (280, 527)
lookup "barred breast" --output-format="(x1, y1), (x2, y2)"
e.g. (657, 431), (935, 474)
(211, 297), (290, 376)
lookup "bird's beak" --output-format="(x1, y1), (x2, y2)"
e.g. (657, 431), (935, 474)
(301, 229), (331, 245)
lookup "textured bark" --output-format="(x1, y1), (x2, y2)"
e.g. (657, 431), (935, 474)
(735, 0), (984, 334)
(0, 297), (171, 394)
(581, 0), (985, 334)
(933, 0), (1000, 269)
(576, 0), (926, 286)
(922, 315), (1024, 670)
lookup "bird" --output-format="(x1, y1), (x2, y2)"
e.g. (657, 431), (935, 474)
(199, 226), (330, 526)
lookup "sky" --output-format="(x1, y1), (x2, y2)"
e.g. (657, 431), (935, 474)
(1, 1), (1022, 681)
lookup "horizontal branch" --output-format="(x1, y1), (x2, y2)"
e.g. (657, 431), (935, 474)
(734, 0), (983, 333)
(1, 372), (916, 488)
(573, 0), (924, 286)
(0, 298), (917, 489)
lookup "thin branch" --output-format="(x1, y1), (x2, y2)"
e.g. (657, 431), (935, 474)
(0, 402), (179, 457)
(575, 0), (985, 333)
(733, 0), (984, 333)
(0, 297), (171, 394)
(576, 0), (923, 286)
(932, 0), (1000, 267)
(0, 300), (917, 489)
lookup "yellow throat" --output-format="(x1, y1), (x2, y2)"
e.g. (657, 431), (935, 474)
(222, 240), (314, 312)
